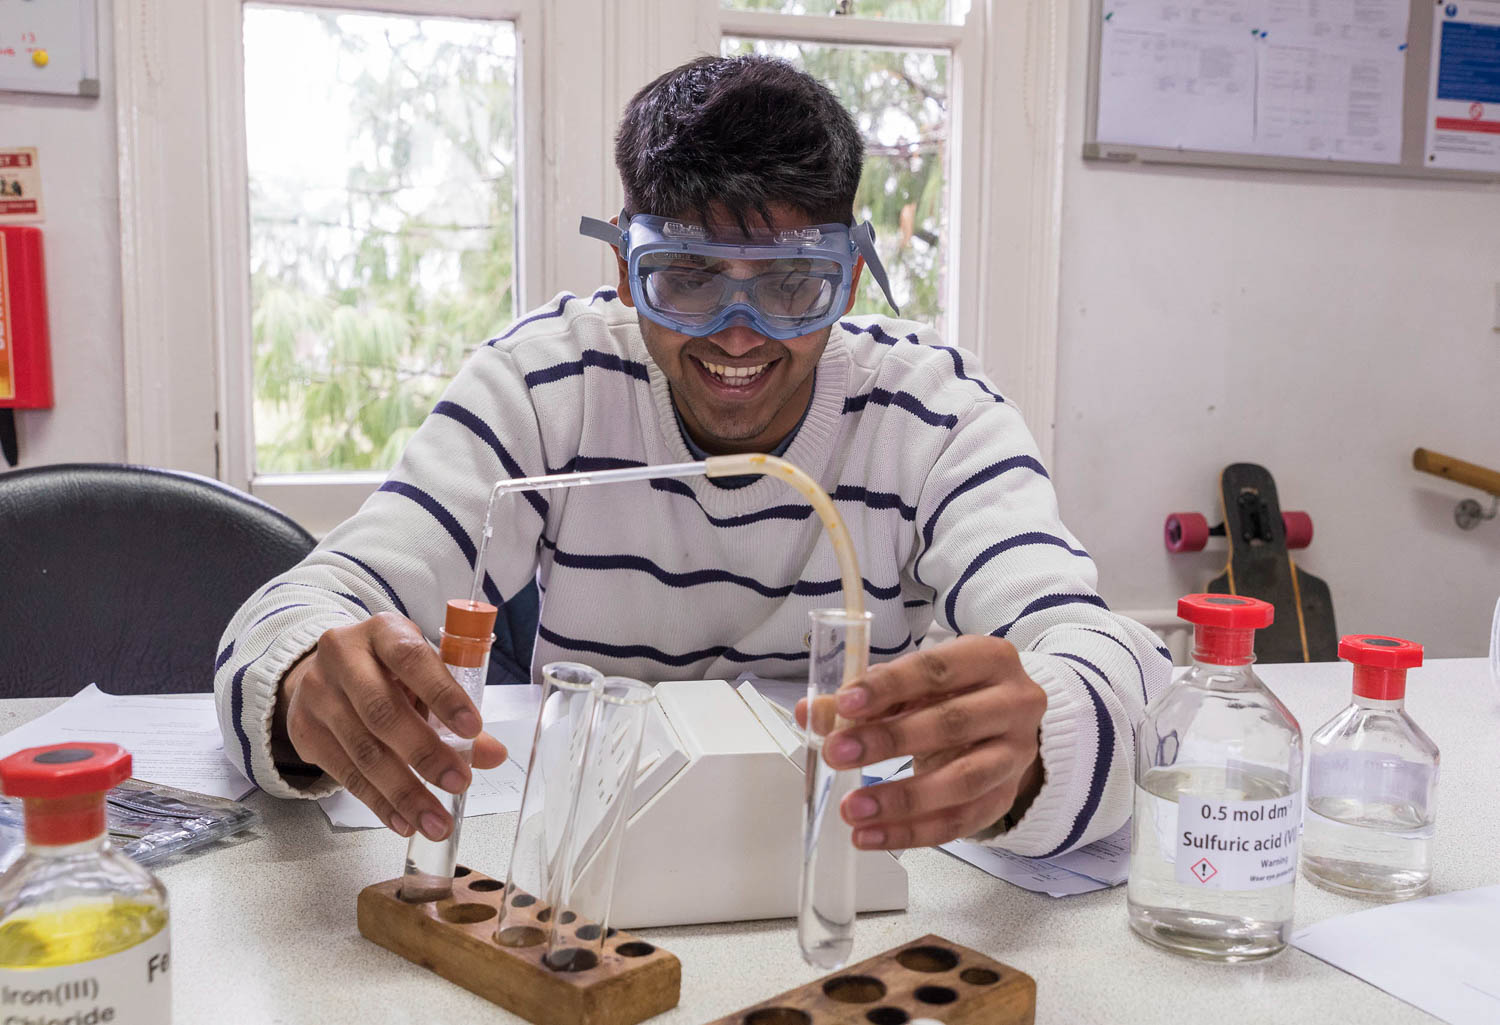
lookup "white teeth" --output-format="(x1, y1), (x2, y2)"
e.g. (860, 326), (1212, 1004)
(700, 359), (770, 384)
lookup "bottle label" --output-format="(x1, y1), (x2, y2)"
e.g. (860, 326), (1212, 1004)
(1309, 751), (1434, 808)
(0, 926), (170, 1025)
(1175, 793), (1300, 890)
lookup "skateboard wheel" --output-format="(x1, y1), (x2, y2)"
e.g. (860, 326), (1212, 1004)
(1165, 512), (1209, 553)
(1282, 511), (1313, 549)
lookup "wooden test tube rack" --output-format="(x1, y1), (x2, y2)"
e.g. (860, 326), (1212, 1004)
(357, 867), (680, 1025)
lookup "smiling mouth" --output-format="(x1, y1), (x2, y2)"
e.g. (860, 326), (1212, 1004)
(692, 355), (776, 389)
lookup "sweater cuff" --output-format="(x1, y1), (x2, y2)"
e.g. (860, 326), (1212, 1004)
(972, 651), (1096, 857)
(240, 618), (342, 800)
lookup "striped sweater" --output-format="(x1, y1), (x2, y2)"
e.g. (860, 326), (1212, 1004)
(214, 289), (1170, 858)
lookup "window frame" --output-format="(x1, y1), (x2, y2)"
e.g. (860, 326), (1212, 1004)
(115, 0), (1065, 535)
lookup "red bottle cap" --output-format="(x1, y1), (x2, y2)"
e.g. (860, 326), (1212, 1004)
(1340, 634), (1423, 701)
(440, 599), (498, 669)
(1178, 594), (1274, 666)
(0, 743), (131, 846)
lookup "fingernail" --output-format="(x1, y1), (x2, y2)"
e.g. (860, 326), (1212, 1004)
(836, 686), (868, 714)
(420, 812), (448, 841)
(854, 827), (886, 848)
(440, 770), (467, 794)
(454, 710), (482, 737)
(390, 814), (413, 837)
(829, 737), (862, 765)
(847, 794), (879, 820)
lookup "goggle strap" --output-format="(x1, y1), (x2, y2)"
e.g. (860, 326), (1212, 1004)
(852, 221), (901, 317)
(579, 215), (626, 251)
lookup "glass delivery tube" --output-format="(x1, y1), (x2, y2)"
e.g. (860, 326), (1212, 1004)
(800, 608), (872, 970)
(542, 677), (656, 973)
(399, 599), (497, 902)
(494, 662), (603, 947)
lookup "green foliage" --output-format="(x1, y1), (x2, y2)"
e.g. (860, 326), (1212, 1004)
(722, 16), (950, 329)
(248, 12), (517, 473)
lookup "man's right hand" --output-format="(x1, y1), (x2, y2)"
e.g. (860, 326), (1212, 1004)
(272, 611), (509, 841)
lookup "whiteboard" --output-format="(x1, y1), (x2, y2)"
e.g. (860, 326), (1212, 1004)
(0, 0), (99, 99)
(1084, 0), (1500, 183)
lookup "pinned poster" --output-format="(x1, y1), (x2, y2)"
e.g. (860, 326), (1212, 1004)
(1426, 0), (1500, 170)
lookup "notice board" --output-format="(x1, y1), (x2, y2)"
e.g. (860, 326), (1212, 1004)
(1084, 0), (1500, 182)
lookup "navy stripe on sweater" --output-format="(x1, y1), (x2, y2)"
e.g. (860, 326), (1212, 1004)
(989, 593), (1110, 639)
(524, 349), (650, 390)
(487, 289), (619, 345)
(945, 532), (1091, 631)
(250, 603), (311, 630)
(538, 624), (913, 668)
(263, 581), (370, 613)
(540, 540), (902, 601)
(377, 481), (502, 606)
(651, 479), (920, 528)
(433, 400), (548, 521)
(840, 321), (1005, 404)
(1078, 626), (1153, 705)
(844, 388), (958, 429)
(330, 549), (408, 616)
(214, 640), (235, 673)
(229, 642), (279, 788)
(1037, 665), (1118, 859)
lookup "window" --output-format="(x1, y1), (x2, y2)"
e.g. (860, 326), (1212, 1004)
(243, 5), (519, 474)
(722, 0), (954, 22)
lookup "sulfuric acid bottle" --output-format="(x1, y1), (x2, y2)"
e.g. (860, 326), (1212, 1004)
(1128, 594), (1303, 961)
(0, 743), (171, 1023)
(1302, 635), (1438, 900)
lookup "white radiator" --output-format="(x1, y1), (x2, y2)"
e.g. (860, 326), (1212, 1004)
(1119, 608), (1191, 666)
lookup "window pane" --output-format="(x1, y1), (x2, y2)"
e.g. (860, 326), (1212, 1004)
(722, 38), (949, 333)
(722, 0), (956, 22)
(243, 5), (517, 474)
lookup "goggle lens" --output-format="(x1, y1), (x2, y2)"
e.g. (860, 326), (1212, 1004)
(638, 255), (843, 326)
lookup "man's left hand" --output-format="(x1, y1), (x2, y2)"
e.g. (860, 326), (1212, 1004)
(800, 634), (1047, 850)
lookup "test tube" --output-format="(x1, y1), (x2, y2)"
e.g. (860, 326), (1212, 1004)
(799, 608), (871, 970)
(541, 677), (655, 973)
(494, 662), (602, 948)
(398, 599), (497, 903)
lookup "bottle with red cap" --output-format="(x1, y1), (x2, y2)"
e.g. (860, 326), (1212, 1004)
(1127, 594), (1304, 962)
(400, 598), (499, 902)
(0, 743), (171, 1020)
(1302, 635), (1438, 899)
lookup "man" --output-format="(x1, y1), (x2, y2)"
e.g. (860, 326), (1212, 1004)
(216, 55), (1168, 859)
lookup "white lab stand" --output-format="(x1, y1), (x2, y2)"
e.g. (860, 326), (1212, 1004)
(570, 680), (908, 929)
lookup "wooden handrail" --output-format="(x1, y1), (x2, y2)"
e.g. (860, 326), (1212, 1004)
(1412, 448), (1500, 497)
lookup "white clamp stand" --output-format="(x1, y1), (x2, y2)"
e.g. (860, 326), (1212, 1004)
(571, 679), (909, 929)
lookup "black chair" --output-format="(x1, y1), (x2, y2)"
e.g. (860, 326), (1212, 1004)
(0, 463), (315, 696)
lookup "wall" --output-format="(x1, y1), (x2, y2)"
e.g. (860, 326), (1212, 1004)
(1049, 5), (1500, 657)
(1, 9), (123, 468)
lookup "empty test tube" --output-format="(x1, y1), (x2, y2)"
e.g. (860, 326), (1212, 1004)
(399, 599), (497, 902)
(541, 677), (655, 973)
(799, 608), (871, 970)
(494, 662), (603, 948)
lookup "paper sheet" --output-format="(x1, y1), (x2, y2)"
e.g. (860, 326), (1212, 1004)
(0, 685), (254, 801)
(1256, 41), (1406, 162)
(1098, 25), (1259, 151)
(1291, 885), (1500, 1025)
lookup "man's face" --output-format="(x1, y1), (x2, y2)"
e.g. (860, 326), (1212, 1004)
(617, 204), (862, 456)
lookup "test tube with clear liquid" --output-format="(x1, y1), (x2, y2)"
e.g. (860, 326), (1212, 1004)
(800, 608), (871, 970)
(541, 677), (655, 973)
(399, 599), (498, 902)
(493, 662), (603, 948)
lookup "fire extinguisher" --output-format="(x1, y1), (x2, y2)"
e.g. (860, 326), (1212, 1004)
(0, 225), (52, 466)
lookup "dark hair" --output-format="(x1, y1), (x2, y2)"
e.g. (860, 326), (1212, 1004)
(615, 55), (864, 233)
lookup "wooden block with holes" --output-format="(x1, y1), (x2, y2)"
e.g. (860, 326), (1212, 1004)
(356, 866), (680, 1025)
(704, 935), (1034, 1025)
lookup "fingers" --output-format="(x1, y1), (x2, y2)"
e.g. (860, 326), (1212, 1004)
(835, 635), (1022, 721)
(367, 612), (483, 739)
(472, 732), (508, 770)
(825, 683), (1029, 770)
(841, 739), (1018, 850)
(320, 624), (475, 796)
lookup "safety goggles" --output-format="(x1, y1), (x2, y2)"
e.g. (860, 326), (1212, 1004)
(580, 210), (900, 340)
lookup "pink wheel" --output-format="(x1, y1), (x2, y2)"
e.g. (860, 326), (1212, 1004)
(1282, 510), (1313, 549)
(1165, 512), (1210, 553)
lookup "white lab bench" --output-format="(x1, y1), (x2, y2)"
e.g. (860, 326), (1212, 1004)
(1, 657), (1494, 1025)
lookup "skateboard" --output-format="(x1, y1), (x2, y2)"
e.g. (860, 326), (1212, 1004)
(1165, 463), (1337, 663)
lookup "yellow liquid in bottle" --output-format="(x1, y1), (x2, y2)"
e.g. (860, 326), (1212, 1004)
(0, 899), (168, 968)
